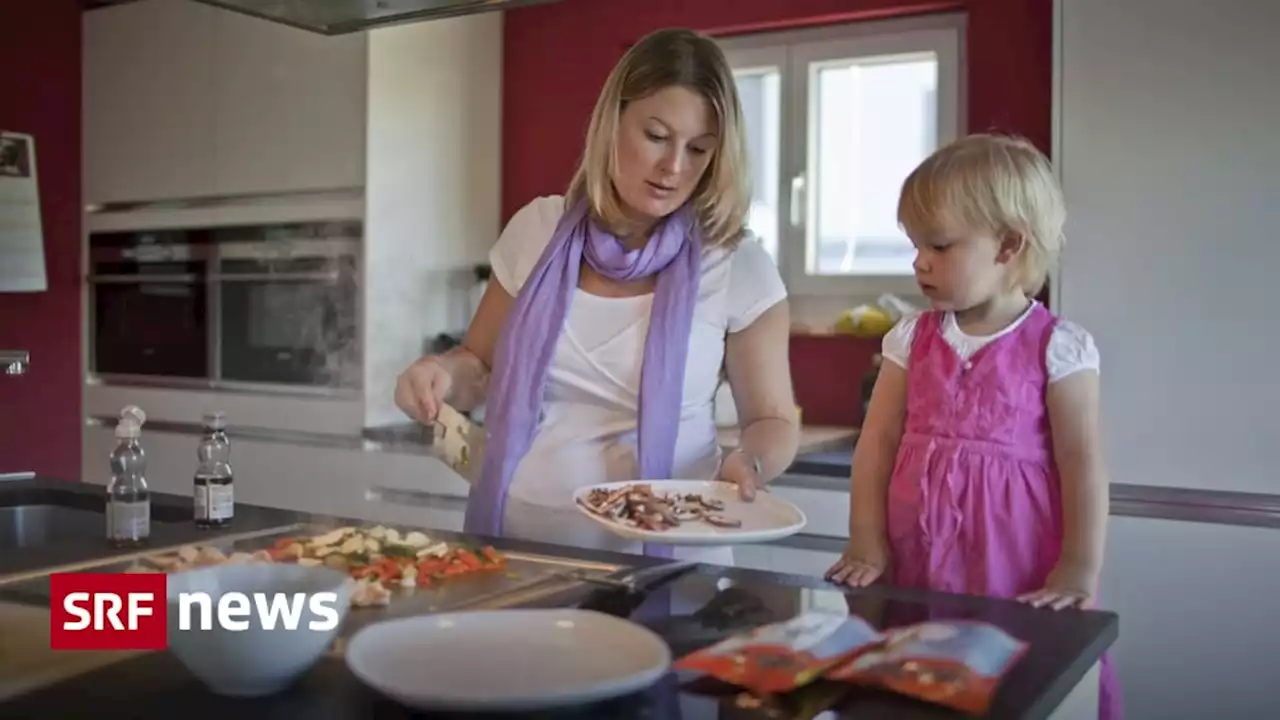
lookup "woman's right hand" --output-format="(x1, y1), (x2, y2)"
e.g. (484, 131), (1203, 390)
(394, 355), (454, 424)
(824, 536), (890, 588)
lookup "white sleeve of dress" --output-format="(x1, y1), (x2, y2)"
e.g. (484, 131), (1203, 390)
(880, 313), (921, 369)
(1046, 319), (1101, 383)
(488, 195), (566, 295)
(726, 234), (788, 333)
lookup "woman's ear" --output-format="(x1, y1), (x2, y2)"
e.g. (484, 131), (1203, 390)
(996, 232), (1025, 265)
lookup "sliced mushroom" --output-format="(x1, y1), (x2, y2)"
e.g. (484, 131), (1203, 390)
(576, 496), (608, 517)
(585, 483), (742, 533)
(672, 505), (704, 522)
(694, 494), (725, 512)
(653, 503), (682, 526)
(600, 487), (631, 509)
(704, 514), (743, 528)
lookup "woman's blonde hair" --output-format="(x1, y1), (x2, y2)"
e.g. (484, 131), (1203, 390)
(898, 133), (1066, 296)
(565, 28), (751, 248)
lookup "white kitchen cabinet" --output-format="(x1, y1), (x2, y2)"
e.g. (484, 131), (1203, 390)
(83, 0), (368, 204)
(211, 10), (367, 196)
(82, 0), (218, 203)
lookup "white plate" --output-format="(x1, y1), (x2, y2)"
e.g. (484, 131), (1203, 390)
(344, 609), (671, 712)
(572, 480), (808, 546)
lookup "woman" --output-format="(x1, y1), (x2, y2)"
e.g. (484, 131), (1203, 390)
(394, 28), (799, 564)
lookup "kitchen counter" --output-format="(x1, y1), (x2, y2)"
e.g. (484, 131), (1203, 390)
(0, 478), (1115, 720)
(786, 449), (858, 479)
(360, 419), (860, 471)
(718, 424), (859, 457)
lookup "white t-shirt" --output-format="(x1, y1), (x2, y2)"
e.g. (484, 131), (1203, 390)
(881, 301), (1100, 383)
(489, 195), (787, 514)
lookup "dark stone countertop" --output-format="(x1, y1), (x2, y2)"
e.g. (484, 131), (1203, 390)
(0, 478), (1117, 720)
(786, 450), (856, 479)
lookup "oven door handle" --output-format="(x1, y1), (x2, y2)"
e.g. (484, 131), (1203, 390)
(209, 272), (341, 283)
(88, 273), (200, 283)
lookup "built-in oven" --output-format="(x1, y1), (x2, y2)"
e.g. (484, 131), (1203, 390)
(88, 229), (213, 379)
(212, 222), (361, 390)
(86, 219), (362, 395)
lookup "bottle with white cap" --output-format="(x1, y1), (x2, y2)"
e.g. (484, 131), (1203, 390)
(193, 411), (234, 528)
(106, 404), (150, 547)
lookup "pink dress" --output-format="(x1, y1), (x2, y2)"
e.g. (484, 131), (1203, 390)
(885, 305), (1122, 720)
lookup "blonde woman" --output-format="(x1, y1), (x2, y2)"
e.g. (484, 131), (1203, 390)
(394, 28), (798, 563)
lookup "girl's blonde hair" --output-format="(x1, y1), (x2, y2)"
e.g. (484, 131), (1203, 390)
(898, 133), (1066, 296)
(565, 28), (751, 248)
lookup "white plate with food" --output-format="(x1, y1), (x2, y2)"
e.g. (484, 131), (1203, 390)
(345, 609), (671, 711)
(572, 480), (807, 546)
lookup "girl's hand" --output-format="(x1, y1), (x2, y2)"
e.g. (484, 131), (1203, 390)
(716, 448), (763, 501)
(825, 537), (890, 588)
(1017, 562), (1099, 610)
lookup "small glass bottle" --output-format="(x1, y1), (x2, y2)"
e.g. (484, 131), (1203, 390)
(194, 411), (234, 529)
(106, 405), (151, 548)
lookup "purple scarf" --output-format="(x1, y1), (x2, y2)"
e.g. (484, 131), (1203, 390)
(464, 198), (703, 558)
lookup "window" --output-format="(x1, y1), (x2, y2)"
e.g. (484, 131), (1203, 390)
(721, 14), (964, 296)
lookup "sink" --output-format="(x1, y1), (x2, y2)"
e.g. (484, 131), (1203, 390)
(0, 506), (122, 549)
(0, 487), (190, 549)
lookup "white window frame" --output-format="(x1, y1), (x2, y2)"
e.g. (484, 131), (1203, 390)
(720, 13), (966, 298)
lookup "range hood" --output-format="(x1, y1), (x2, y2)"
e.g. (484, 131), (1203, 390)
(188, 0), (564, 35)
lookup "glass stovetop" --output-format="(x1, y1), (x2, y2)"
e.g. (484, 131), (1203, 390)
(0, 564), (1111, 720)
(549, 565), (1109, 720)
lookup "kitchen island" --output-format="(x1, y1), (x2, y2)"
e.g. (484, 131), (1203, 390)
(0, 478), (1114, 720)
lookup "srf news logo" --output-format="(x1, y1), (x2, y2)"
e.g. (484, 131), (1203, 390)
(49, 573), (341, 651)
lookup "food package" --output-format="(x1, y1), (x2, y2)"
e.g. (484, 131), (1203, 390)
(673, 612), (882, 694)
(833, 294), (921, 338)
(675, 613), (1029, 716)
(824, 620), (1029, 716)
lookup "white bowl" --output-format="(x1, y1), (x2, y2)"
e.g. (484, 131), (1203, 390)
(165, 562), (352, 697)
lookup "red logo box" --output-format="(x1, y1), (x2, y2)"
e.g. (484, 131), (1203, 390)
(49, 572), (169, 650)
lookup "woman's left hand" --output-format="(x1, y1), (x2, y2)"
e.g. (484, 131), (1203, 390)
(717, 448), (764, 501)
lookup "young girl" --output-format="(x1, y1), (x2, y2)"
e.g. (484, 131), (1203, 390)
(824, 134), (1121, 719)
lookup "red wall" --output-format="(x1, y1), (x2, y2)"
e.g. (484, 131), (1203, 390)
(0, 0), (1048, 473)
(0, 1), (83, 479)
(502, 0), (1052, 427)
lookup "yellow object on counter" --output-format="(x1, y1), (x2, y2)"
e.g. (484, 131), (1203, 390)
(834, 305), (896, 338)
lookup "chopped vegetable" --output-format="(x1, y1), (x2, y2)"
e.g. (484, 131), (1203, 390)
(136, 525), (510, 609)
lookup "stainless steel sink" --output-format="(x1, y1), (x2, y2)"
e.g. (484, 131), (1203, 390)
(0, 506), (121, 549)
(0, 488), (190, 549)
